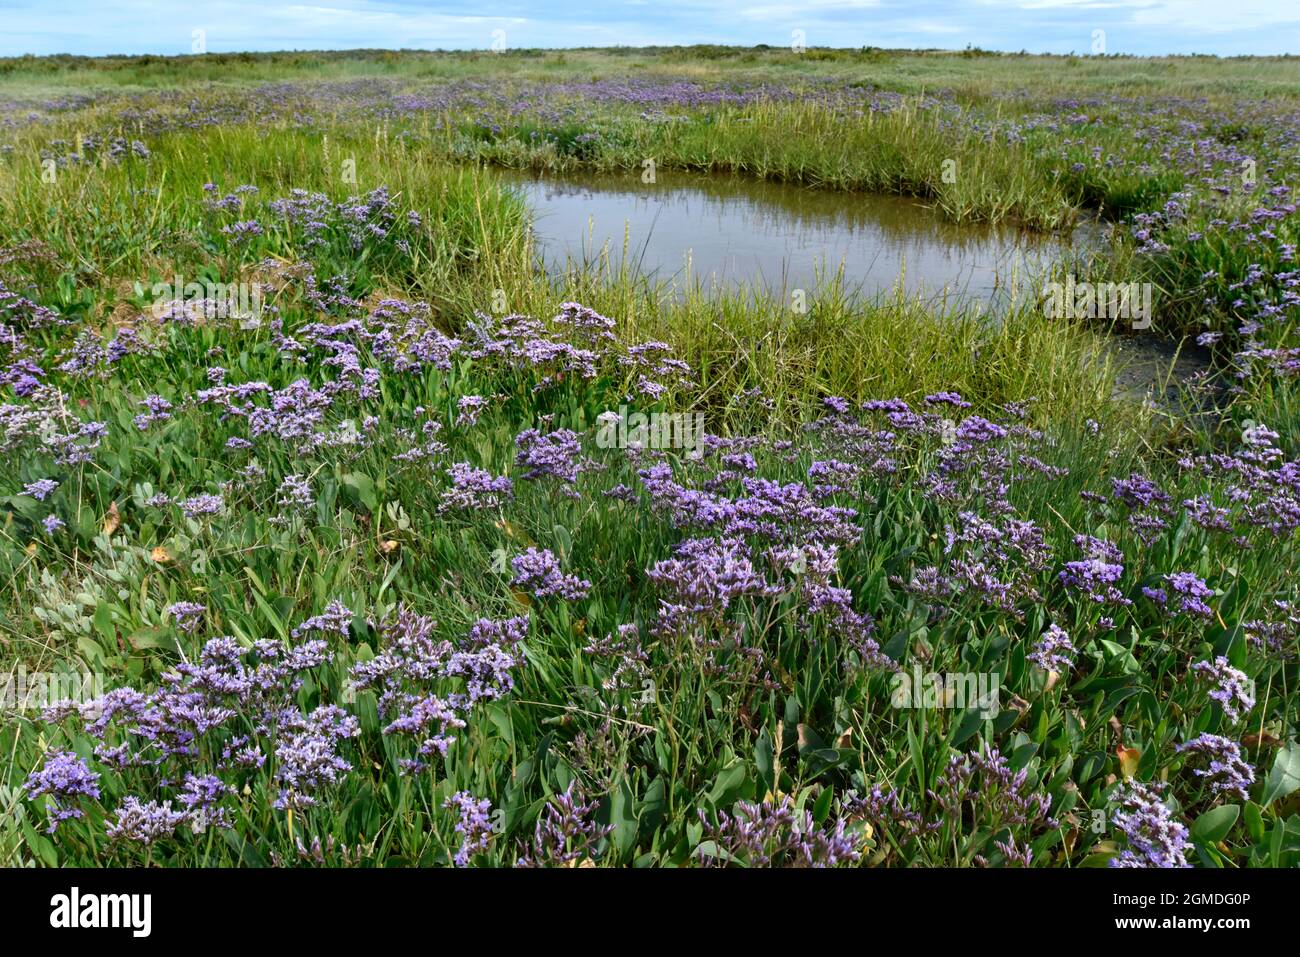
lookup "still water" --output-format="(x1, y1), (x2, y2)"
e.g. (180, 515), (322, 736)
(501, 168), (1097, 308)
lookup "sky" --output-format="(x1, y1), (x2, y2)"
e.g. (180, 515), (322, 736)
(0, 0), (1297, 58)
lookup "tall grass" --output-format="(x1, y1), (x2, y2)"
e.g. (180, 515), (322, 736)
(0, 119), (1142, 436)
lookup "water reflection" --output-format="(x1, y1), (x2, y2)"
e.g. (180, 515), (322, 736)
(501, 168), (1097, 308)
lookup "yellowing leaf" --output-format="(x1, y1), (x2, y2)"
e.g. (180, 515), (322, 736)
(102, 501), (121, 536)
(1116, 746), (1141, 779)
(151, 545), (172, 563)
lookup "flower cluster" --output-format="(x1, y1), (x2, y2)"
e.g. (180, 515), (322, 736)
(1110, 781), (1191, 868)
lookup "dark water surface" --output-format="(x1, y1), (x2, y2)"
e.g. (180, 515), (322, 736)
(502, 168), (1097, 308)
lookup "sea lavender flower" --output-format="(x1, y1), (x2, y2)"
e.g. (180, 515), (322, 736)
(439, 462), (513, 512)
(993, 834), (1034, 867)
(1058, 536), (1131, 606)
(23, 478), (58, 501)
(1110, 473), (1173, 543)
(1176, 734), (1255, 800)
(445, 791), (495, 867)
(1027, 623), (1076, 672)
(463, 615), (529, 650)
(134, 394), (173, 431)
(166, 601), (206, 634)
(847, 785), (937, 840)
(584, 622), (650, 695)
(178, 773), (232, 829)
(276, 473), (314, 511)
(42, 514), (64, 534)
(1110, 781), (1191, 868)
(455, 394), (487, 427)
(106, 797), (188, 845)
(514, 427), (582, 485)
(924, 391), (972, 409)
(1190, 656), (1255, 722)
(23, 750), (101, 832)
(516, 784), (612, 867)
(179, 493), (224, 519)
(290, 600), (352, 639)
(822, 396), (850, 415)
(929, 748), (1057, 835)
(645, 536), (780, 639)
(510, 547), (591, 600)
(1163, 571), (1213, 617)
(221, 220), (264, 243)
(698, 794), (863, 868)
(350, 609), (523, 774)
(272, 705), (360, 810)
(1243, 600), (1299, 658)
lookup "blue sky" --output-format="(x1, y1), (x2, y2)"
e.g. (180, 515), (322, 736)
(1, 0), (1297, 57)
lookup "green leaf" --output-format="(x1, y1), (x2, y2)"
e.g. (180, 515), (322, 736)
(1261, 742), (1300, 807)
(127, 626), (171, 651)
(705, 761), (747, 809)
(812, 786), (834, 825)
(949, 707), (985, 747)
(93, 601), (116, 646)
(755, 727), (774, 794)
(551, 523), (573, 561)
(1190, 804), (1239, 845)
(21, 817), (58, 867)
(341, 472), (378, 512)
(1243, 802), (1265, 843)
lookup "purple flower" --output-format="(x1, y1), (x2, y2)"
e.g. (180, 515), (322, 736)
(455, 394), (488, 427)
(276, 473), (314, 511)
(179, 493), (224, 518)
(510, 547), (591, 601)
(272, 705), (359, 810)
(514, 427), (582, 485)
(445, 791), (495, 867)
(290, 600), (352, 639)
(24, 750), (101, 832)
(516, 784), (612, 867)
(42, 514), (65, 534)
(23, 478), (58, 501)
(1176, 734), (1255, 800)
(350, 609), (524, 774)
(221, 220), (264, 243)
(440, 462), (513, 512)
(167, 601), (206, 634)
(1110, 781), (1191, 868)
(924, 391), (972, 409)
(1163, 572), (1213, 617)
(1027, 623), (1076, 672)
(645, 536), (780, 639)
(698, 794), (864, 868)
(134, 394), (173, 431)
(1190, 656), (1255, 722)
(106, 797), (188, 845)
(179, 774), (232, 829)
(929, 747), (1057, 836)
